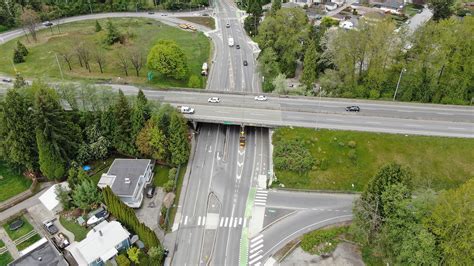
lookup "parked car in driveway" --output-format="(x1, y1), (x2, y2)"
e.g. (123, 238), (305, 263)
(52, 233), (70, 249)
(208, 97), (220, 103)
(254, 95), (267, 101)
(345, 106), (360, 112)
(145, 185), (156, 198)
(43, 219), (59, 235)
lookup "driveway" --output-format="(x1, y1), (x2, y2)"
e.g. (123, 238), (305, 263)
(407, 7), (433, 33)
(135, 187), (166, 242)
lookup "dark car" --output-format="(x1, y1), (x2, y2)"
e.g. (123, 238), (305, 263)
(236, 44), (240, 49)
(148, 11), (155, 14)
(345, 106), (360, 112)
(243, 60), (248, 66)
(43, 219), (59, 235)
(145, 185), (156, 198)
(202, 13), (210, 16)
(2, 78), (12, 83)
(163, 249), (169, 258)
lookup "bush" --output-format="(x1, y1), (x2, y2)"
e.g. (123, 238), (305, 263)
(13, 49), (25, 63)
(273, 139), (314, 173)
(116, 254), (131, 266)
(187, 75), (201, 88)
(163, 180), (175, 192)
(348, 141), (357, 148)
(168, 168), (177, 180)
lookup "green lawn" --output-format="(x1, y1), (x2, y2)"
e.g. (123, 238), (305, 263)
(0, 161), (32, 202)
(168, 165), (187, 230)
(59, 216), (89, 242)
(0, 252), (13, 265)
(3, 216), (34, 241)
(153, 165), (171, 187)
(272, 128), (474, 191)
(0, 18), (210, 88)
(16, 233), (41, 251)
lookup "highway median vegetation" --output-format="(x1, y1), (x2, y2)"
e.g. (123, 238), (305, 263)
(0, 18), (210, 89)
(272, 127), (474, 191)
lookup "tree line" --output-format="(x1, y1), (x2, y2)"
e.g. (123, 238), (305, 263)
(351, 163), (473, 265)
(0, 79), (190, 180)
(0, 0), (209, 32)
(255, 5), (473, 104)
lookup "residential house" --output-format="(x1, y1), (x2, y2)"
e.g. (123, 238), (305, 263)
(9, 238), (68, 266)
(97, 159), (154, 208)
(66, 220), (130, 266)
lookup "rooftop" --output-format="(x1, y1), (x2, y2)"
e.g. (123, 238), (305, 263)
(9, 238), (68, 266)
(66, 220), (130, 265)
(98, 159), (151, 196)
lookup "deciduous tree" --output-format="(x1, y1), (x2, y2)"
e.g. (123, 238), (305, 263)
(20, 9), (39, 42)
(147, 40), (188, 80)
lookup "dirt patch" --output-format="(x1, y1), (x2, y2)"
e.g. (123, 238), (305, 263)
(280, 242), (364, 266)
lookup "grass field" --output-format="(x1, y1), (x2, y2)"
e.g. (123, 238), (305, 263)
(59, 216), (89, 242)
(272, 128), (474, 192)
(153, 165), (171, 187)
(178, 17), (216, 30)
(0, 161), (32, 202)
(0, 252), (13, 265)
(0, 18), (210, 88)
(3, 216), (34, 241)
(16, 233), (41, 251)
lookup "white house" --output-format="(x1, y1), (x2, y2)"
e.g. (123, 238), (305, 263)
(97, 159), (154, 208)
(66, 220), (131, 266)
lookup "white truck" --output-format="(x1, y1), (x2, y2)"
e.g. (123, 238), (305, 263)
(177, 106), (195, 114)
(201, 62), (208, 76)
(228, 37), (234, 47)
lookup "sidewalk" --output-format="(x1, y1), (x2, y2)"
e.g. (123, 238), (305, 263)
(0, 227), (20, 259)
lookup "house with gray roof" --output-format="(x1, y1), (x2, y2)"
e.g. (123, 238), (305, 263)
(97, 159), (154, 208)
(9, 238), (68, 266)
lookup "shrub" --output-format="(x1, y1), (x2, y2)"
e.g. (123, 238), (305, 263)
(188, 75), (201, 88)
(168, 168), (177, 180)
(273, 139), (314, 173)
(348, 141), (357, 148)
(13, 49), (25, 63)
(163, 180), (175, 192)
(116, 254), (130, 266)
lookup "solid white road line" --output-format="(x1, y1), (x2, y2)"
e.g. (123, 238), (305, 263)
(250, 238), (263, 248)
(250, 234), (263, 243)
(249, 255), (263, 265)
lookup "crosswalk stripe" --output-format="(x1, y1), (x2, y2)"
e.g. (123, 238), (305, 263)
(219, 217), (224, 227)
(239, 217), (242, 225)
(249, 250), (262, 259)
(254, 199), (267, 203)
(255, 202), (266, 206)
(255, 196), (267, 200)
(250, 234), (263, 243)
(224, 217), (229, 227)
(254, 262), (261, 266)
(198, 216), (202, 225)
(250, 244), (263, 253)
(243, 218), (247, 227)
(233, 217), (238, 227)
(256, 190), (268, 193)
(249, 255), (262, 265)
(184, 216), (188, 225)
(250, 238), (263, 248)
(202, 216), (206, 225)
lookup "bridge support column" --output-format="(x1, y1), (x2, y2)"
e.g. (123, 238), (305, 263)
(191, 121), (198, 130)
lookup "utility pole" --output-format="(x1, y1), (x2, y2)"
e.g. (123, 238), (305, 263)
(393, 68), (406, 101)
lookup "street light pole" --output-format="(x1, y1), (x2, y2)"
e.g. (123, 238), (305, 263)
(393, 68), (406, 101)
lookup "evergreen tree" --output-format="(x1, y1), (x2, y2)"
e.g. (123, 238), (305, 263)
(13, 73), (27, 89)
(131, 89), (150, 151)
(36, 130), (65, 179)
(112, 90), (135, 155)
(301, 41), (319, 90)
(72, 179), (102, 210)
(16, 40), (28, 56)
(13, 49), (25, 63)
(168, 112), (190, 165)
(105, 20), (122, 45)
(0, 89), (37, 170)
(95, 20), (102, 32)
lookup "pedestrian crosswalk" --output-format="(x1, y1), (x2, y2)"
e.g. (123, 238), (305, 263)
(179, 215), (247, 228)
(248, 234), (264, 265)
(254, 189), (268, 207)
(218, 217), (248, 228)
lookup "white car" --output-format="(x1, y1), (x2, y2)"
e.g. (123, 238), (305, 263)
(208, 97), (220, 103)
(254, 95), (267, 101)
(42, 21), (53, 27)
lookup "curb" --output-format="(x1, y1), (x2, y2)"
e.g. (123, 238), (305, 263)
(261, 210), (297, 233)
